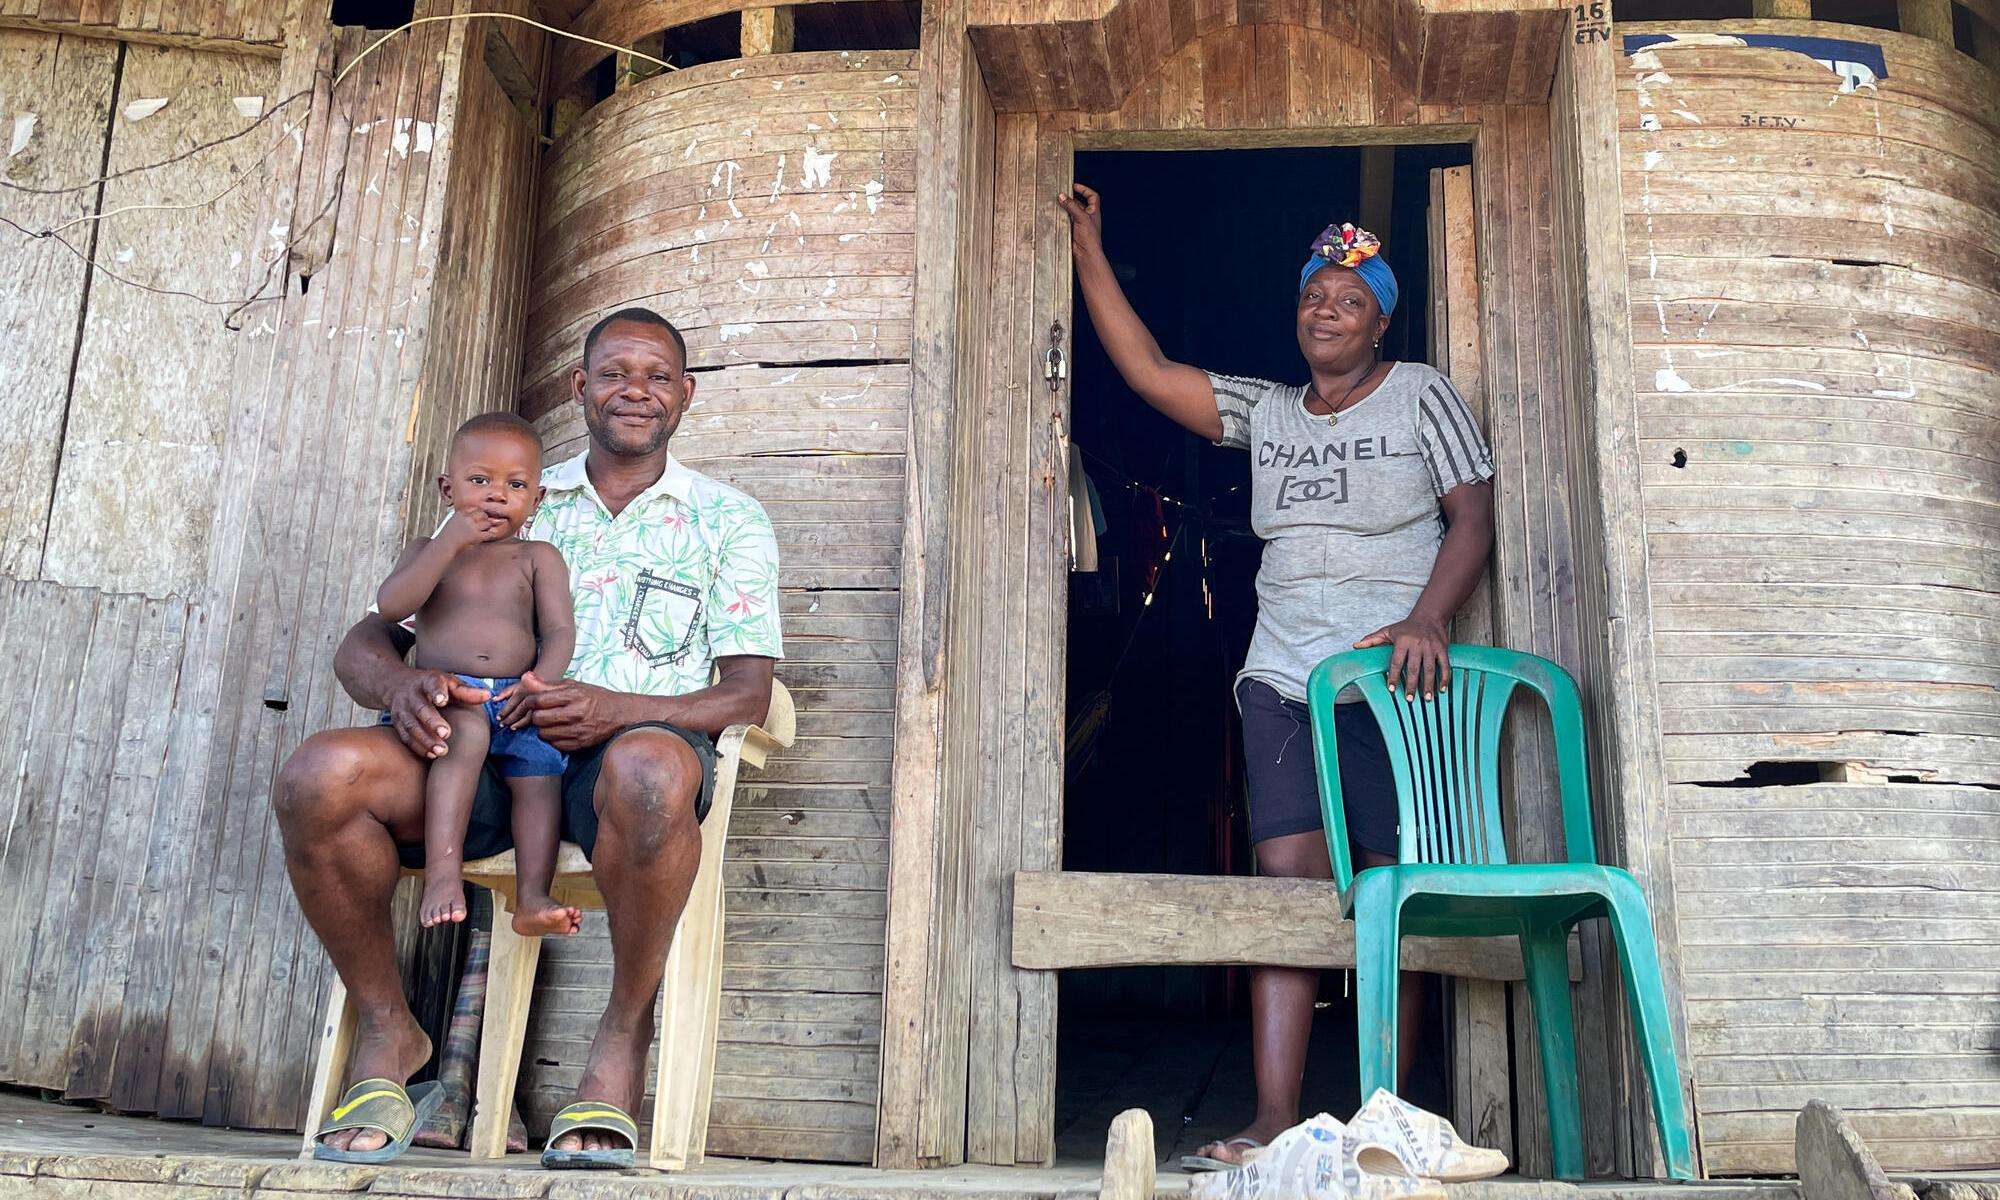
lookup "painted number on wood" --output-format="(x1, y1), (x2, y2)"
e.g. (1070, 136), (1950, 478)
(1573, 3), (1610, 43)
(1740, 114), (1804, 128)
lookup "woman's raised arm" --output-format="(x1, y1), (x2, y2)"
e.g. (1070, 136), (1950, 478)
(1058, 185), (1224, 441)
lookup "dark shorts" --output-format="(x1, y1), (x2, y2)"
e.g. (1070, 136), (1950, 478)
(1236, 678), (1398, 855)
(395, 721), (717, 870)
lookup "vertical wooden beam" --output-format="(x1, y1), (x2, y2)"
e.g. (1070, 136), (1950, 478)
(741, 6), (795, 55)
(1428, 164), (1515, 1168)
(615, 31), (664, 89)
(1750, 0), (1812, 17)
(877, 0), (993, 1169)
(1897, 0), (1955, 44)
(1551, 5), (1696, 1178)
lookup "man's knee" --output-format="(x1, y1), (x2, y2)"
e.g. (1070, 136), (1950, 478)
(274, 730), (385, 831)
(596, 730), (700, 854)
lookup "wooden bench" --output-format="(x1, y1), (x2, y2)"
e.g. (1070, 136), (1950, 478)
(303, 681), (796, 1170)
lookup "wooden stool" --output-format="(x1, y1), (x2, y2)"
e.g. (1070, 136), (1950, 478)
(303, 681), (796, 1170)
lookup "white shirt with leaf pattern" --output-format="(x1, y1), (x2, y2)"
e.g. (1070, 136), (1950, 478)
(529, 451), (783, 697)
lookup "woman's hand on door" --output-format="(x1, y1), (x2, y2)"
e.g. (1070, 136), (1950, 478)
(1058, 184), (1105, 261)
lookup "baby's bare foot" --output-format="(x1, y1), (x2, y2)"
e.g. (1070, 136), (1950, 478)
(419, 874), (467, 928)
(512, 894), (582, 937)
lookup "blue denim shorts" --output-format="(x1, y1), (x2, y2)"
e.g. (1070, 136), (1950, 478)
(380, 673), (567, 778)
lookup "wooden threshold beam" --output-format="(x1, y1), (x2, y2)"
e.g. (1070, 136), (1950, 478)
(1012, 872), (1581, 981)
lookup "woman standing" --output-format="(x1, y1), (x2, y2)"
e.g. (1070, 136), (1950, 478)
(1057, 185), (1497, 1167)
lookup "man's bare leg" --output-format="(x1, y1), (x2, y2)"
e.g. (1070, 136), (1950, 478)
(419, 706), (489, 927)
(547, 730), (704, 1154)
(275, 727), (435, 1154)
(507, 774), (582, 936)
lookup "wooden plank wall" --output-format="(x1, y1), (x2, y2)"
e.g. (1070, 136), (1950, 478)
(37, 42), (279, 596)
(0, 29), (119, 576)
(0, 6), (544, 1132)
(1616, 19), (2000, 1173)
(520, 50), (918, 1164)
(1619, 21), (2000, 790)
(928, 11), (1616, 1168)
(0, 2), (285, 56)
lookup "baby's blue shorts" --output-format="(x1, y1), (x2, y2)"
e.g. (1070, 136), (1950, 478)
(380, 673), (567, 778)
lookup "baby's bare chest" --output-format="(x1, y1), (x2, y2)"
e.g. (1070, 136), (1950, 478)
(431, 544), (537, 616)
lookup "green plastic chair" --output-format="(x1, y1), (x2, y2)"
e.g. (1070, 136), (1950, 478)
(1306, 644), (1696, 1181)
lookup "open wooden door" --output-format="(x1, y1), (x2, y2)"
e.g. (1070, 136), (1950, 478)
(1427, 164), (1516, 1166)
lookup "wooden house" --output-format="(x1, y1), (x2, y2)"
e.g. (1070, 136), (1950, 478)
(0, 0), (1995, 1181)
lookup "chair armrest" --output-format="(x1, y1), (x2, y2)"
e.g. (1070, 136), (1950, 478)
(718, 722), (784, 770)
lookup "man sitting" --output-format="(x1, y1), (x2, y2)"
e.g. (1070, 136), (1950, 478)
(277, 308), (782, 1168)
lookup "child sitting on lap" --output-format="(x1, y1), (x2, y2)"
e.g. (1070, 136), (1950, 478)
(376, 412), (581, 937)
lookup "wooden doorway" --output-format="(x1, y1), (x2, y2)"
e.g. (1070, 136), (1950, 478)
(881, 9), (1670, 1174)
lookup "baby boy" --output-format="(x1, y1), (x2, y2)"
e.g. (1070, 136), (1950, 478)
(376, 412), (581, 937)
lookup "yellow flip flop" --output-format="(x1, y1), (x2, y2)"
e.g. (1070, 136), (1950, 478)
(540, 1099), (638, 1169)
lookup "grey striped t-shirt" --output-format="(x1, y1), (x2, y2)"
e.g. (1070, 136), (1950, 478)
(1210, 361), (1495, 703)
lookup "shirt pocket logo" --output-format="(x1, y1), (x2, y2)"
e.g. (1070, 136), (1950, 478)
(621, 568), (705, 667)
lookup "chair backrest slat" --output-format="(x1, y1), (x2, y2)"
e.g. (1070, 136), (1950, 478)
(1307, 645), (1595, 892)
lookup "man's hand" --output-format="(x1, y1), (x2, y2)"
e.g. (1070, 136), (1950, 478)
(504, 671), (631, 752)
(385, 669), (491, 758)
(1354, 614), (1452, 700)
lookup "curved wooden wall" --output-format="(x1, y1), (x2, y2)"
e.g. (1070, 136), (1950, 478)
(1618, 21), (2000, 1171)
(520, 49), (916, 1164)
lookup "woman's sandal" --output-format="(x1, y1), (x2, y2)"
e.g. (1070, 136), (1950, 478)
(1179, 1136), (1266, 1172)
(540, 1100), (639, 1170)
(309, 1077), (444, 1164)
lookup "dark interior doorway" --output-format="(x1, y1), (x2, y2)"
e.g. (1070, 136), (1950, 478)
(1054, 142), (1470, 1163)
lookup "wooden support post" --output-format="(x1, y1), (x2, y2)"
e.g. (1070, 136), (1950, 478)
(615, 31), (665, 89)
(741, 6), (795, 55)
(1897, 0), (1955, 44)
(1751, 0), (1812, 16)
(1102, 1110), (1156, 1200)
(1552, 3), (1695, 1178)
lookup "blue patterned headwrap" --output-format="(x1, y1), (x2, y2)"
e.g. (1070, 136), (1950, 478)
(1298, 222), (1398, 316)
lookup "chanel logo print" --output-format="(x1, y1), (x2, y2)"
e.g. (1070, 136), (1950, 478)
(1275, 469), (1349, 510)
(622, 568), (704, 666)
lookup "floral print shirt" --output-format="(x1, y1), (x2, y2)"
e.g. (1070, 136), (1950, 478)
(529, 451), (783, 696)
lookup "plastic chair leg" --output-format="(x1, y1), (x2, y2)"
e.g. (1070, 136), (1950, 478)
(1521, 922), (1585, 1180)
(1352, 875), (1403, 1099)
(1603, 876), (1698, 1180)
(469, 903), (541, 1159)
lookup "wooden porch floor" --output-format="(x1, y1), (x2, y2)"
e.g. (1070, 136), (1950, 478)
(0, 1091), (1816, 1200)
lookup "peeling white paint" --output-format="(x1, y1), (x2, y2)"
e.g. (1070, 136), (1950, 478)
(1671, 109), (1701, 124)
(234, 95), (265, 119)
(719, 323), (756, 341)
(1642, 150), (1662, 171)
(8, 113), (34, 157)
(802, 146), (836, 188)
(114, 247), (134, 263)
(839, 233), (860, 242)
(1639, 114), (1661, 132)
(124, 97), (169, 121)
(883, 73), (902, 83)
(747, 260), (769, 277)
(1639, 71), (1672, 85)
(1871, 384), (1917, 399)
(1630, 49), (1663, 69)
(1655, 367), (1694, 393)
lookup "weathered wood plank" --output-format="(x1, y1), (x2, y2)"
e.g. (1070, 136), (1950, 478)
(1010, 872), (1581, 981)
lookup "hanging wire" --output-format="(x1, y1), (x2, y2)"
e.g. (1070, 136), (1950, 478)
(0, 11), (677, 318)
